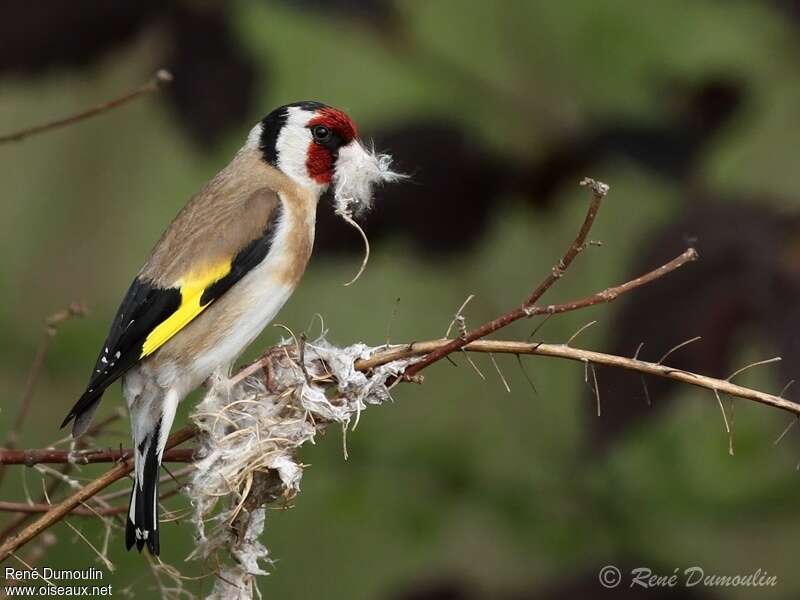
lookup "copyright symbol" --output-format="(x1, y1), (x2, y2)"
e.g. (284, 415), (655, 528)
(599, 565), (621, 588)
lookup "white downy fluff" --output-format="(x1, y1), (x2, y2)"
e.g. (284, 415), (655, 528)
(332, 141), (405, 285)
(333, 140), (405, 218)
(188, 337), (414, 600)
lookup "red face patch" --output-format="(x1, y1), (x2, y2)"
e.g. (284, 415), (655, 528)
(305, 108), (358, 184)
(309, 108), (358, 142)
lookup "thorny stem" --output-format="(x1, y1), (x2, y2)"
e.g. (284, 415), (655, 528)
(357, 340), (798, 416)
(0, 487), (181, 517)
(0, 412), (122, 541)
(0, 448), (194, 467)
(0, 427), (194, 562)
(401, 177), (609, 379)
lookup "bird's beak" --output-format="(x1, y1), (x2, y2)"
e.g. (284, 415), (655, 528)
(332, 139), (405, 218)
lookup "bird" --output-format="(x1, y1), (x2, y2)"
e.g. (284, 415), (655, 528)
(60, 101), (402, 556)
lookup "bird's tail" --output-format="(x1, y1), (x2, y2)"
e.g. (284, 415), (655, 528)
(126, 419), (163, 555)
(125, 389), (180, 556)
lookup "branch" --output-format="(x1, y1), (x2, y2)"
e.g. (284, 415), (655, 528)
(0, 177), (778, 574)
(356, 340), (799, 417)
(0, 502), (124, 517)
(0, 70), (172, 144)
(0, 486), (182, 518)
(0, 427), (194, 563)
(402, 177), (608, 378)
(0, 448), (194, 466)
(524, 248), (699, 316)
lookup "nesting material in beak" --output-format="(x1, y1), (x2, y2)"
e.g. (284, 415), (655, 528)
(332, 141), (405, 286)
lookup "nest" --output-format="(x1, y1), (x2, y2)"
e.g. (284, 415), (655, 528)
(187, 337), (413, 599)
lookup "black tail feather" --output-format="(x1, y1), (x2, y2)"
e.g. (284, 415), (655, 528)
(125, 420), (162, 556)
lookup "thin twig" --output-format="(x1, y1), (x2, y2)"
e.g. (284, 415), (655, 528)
(402, 178), (610, 379)
(0, 447), (194, 466)
(355, 339), (800, 417)
(524, 178), (609, 305)
(0, 411), (122, 541)
(0, 427), (194, 562)
(525, 248), (699, 318)
(0, 488), (180, 517)
(0, 70), (172, 144)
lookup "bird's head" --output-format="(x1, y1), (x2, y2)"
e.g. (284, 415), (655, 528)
(251, 101), (404, 216)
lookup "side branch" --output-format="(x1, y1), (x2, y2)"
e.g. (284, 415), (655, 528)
(0, 427), (194, 563)
(357, 340), (799, 417)
(402, 178), (609, 378)
(0, 70), (172, 144)
(0, 448), (194, 467)
(525, 248), (699, 316)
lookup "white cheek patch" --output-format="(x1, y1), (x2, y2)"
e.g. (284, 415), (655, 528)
(276, 109), (317, 189)
(332, 141), (405, 219)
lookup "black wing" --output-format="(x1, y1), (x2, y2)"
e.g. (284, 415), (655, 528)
(62, 205), (282, 436)
(61, 278), (180, 434)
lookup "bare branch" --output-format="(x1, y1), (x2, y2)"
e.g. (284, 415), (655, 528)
(402, 178), (609, 378)
(0, 427), (194, 562)
(0, 70), (172, 144)
(355, 339), (800, 417)
(525, 248), (699, 318)
(0, 447), (194, 467)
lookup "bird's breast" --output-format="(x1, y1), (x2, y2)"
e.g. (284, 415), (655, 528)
(143, 189), (318, 389)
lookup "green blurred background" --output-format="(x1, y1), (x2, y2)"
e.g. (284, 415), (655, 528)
(3, 1), (800, 598)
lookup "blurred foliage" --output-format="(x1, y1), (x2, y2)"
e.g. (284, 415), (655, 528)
(2, 1), (800, 598)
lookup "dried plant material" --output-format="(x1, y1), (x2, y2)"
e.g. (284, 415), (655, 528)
(332, 142), (405, 285)
(188, 337), (414, 598)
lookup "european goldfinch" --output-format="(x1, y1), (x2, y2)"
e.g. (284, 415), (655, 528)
(60, 101), (401, 555)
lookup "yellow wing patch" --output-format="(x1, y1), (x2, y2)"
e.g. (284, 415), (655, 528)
(140, 262), (232, 358)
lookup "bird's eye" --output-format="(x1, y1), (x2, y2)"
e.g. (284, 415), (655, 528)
(312, 125), (331, 142)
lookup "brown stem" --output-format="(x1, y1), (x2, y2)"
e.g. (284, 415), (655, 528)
(525, 248), (699, 316)
(0, 487), (180, 517)
(0, 448), (194, 466)
(0, 70), (172, 144)
(402, 178), (608, 379)
(0, 426), (194, 562)
(356, 339), (798, 416)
